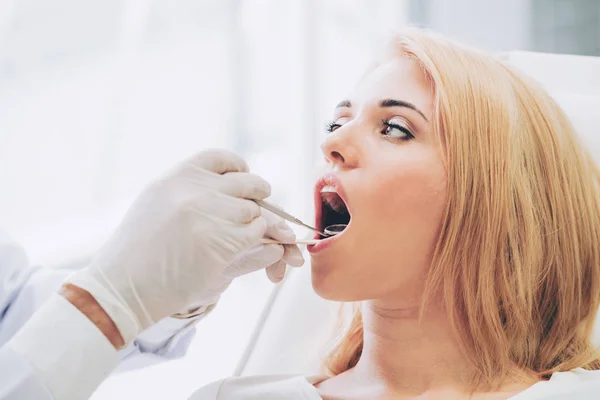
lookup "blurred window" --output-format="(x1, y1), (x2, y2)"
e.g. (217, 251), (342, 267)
(531, 0), (600, 56)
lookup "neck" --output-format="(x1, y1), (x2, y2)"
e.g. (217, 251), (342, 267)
(353, 299), (477, 393)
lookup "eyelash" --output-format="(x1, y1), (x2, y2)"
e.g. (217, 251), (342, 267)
(381, 119), (415, 141)
(324, 119), (415, 141)
(325, 121), (341, 133)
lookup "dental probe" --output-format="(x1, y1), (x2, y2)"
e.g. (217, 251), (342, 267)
(254, 199), (331, 237)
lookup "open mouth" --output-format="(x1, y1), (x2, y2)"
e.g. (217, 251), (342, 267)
(319, 188), (351, 238)
(308, 174), (352, 253)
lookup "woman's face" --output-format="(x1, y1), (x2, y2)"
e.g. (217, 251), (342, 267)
(308, 56), (447, 304)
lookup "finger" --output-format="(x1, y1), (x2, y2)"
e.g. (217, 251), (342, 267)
(266, 260), (286, 283)
(262, 210), (297, 242)
(267, 221), (296, 242)
(282, 244), (305, 267)
(237, 216), (269, 249)
(187, 149), (249, 174)
(220, 172), (271, 200)
(208, 195), (261, 224)
(230, 244), (284, 276)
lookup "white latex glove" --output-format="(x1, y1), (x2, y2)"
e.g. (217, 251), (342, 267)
(230, 209), (305, 285)
(69, 149), (303, 345)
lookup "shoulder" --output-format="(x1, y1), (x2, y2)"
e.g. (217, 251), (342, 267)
(190, 374), (327, 400)
(515, 369), (600, 399)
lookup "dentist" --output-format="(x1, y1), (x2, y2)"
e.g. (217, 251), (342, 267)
(0, 149), (304, 400)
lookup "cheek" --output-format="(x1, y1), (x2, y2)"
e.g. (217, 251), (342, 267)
(311, 148), (447, 302)
(365, 151), (447, 231)
(348, 151), (446, 297)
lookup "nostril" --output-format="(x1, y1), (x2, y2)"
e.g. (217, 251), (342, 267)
(330, 151), (345, 163)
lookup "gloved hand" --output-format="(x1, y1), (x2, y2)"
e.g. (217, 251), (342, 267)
(69, 149), (304, 345)
(230, 209), (305, 285)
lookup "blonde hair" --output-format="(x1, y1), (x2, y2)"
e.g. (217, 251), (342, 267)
(323, 29), (600, 389)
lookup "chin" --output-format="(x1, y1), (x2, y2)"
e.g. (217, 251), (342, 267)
(310, 257), (362, 302)
(310, 261), (338, 300)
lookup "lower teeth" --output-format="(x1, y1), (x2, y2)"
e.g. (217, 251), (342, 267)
(324, 224), (347, 236)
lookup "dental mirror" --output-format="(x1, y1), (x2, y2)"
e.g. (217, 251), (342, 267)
(260, 224), (346, 246)
(324, 224), (347, 236)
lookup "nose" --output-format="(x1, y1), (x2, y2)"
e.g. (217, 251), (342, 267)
(320, 125), (360, 169)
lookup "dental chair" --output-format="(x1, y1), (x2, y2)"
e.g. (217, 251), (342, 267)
(237, 51), (600, 377)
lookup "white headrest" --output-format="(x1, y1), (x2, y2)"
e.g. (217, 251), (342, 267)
(503, 51), (600, 163)
(503, 51), (600, 96)
(240, 52), (600, 376)
(552, 93), (600, 163)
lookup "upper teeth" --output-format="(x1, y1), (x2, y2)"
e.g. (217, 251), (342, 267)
(321, 185), (336, 193)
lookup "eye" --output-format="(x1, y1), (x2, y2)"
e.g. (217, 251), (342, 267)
(325, 120), (342, 133)
(381, 119), (415, 140)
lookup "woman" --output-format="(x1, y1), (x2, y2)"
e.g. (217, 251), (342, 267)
(196, 28), (600, 399)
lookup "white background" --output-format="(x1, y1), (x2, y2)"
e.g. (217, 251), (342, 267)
(0, 0), (597, 398)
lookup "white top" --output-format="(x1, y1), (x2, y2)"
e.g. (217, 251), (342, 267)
(191, 370), (600, 399)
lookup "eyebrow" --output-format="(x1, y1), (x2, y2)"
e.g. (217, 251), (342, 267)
(335, 99), (429, 122)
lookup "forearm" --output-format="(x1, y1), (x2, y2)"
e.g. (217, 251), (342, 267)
(3, 281), (201, 400)
(59, 283), (125, 349)
(7, 293), (119, 400)
(60, 283), (209, 360)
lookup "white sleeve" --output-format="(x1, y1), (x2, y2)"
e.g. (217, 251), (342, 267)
(0, 234), (196, 360)
(0, 236), (52, 346)
(0, 265), (70, 347)
(133, 317), (197, 359)
(4, 293), (119, 400)
(0, 345), (53, 400)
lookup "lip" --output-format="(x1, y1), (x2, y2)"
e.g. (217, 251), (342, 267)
(307, 173), (352, 254)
